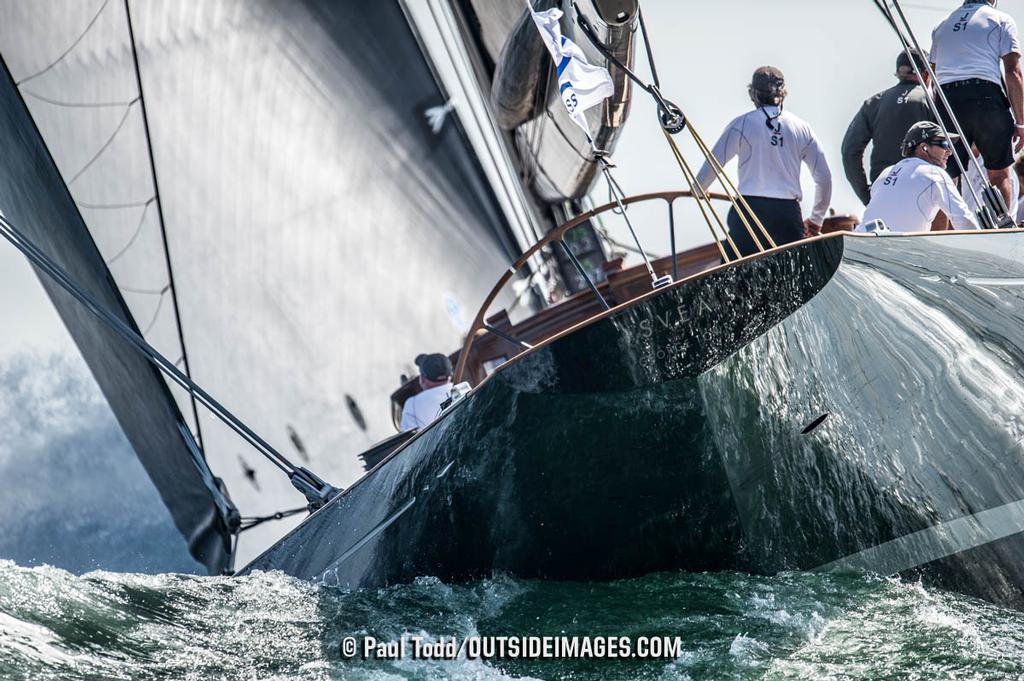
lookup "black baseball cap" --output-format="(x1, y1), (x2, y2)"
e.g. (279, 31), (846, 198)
(896, 48), (929, 74)
(415, 353), (453, 381)
(901, 121), (959, 157)
(751, 66), (785, 93)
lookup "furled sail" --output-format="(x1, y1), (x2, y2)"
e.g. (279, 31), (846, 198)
(0, 0), (523, 567)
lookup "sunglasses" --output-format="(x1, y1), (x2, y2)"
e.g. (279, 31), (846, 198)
(926, 139), (952, 150)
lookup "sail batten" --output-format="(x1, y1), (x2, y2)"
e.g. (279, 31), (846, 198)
(0, 54), (235, 572)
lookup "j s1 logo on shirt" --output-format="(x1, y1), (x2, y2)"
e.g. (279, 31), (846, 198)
(883, 166), (903, 186)
(953, 12), (970, 32)
(769, 123), (784, 148)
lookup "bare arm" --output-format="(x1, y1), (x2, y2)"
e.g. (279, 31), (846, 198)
(1003, 52), (1024, 153)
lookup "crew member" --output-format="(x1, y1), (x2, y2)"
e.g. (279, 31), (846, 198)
(931, 0), (1024, 214)
(399, 353), (454, 431)
(861, 122), (978, 232)
(842, 49), (934, 206)
(696, 66), (832, 256)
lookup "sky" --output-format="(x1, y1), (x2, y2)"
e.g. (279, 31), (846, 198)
(5, 0), (1014, 357)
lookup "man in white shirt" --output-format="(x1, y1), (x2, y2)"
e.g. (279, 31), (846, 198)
(399, 353), (454, 431)
(696, 66), (832, 257)
(861, 122), (978, 232)
(931, 0), (1024, 214)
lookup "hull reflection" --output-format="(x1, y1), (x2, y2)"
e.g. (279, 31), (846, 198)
(244, 231), (1024, 611)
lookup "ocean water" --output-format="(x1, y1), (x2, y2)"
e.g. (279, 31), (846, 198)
(2, 561), (1024, 681)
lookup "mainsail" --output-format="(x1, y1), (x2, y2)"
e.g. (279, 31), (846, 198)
(0, 0), (634, 570)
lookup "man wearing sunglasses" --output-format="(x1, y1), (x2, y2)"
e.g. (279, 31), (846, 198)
(860, 121), (978, 232)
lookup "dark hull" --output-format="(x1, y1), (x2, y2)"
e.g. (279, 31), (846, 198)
(244, 232), (1024, 610)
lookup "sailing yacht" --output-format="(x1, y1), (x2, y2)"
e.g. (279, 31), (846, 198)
(0, 0), (636, 572)
(6, 0), (1024, 614)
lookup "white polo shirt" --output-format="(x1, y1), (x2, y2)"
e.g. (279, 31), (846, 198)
(399, 382), (452, 431)
(931, 2), (1020, 86)
(861, 157), (978, 232)
(696, 106), (833, 225)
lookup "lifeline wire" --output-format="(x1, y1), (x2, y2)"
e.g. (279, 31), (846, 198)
(660, 128), (738, 261)
(573, 2), (775, 251)
(596, 155), (660, 281)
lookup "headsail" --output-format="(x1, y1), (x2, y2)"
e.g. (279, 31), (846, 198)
(0, 60), (236, 573)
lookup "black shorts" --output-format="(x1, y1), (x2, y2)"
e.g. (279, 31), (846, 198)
(725, 196), (803, 258)
(939, 79), (1014, 179)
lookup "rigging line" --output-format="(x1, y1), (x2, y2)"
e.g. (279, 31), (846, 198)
(141, 288), (168, 336)
(634, 3), (775, 249)
(21, 88), (137, 109)
(66, 98), (140, 185)
(14, 0), (111, 85)
(662, 130), (740, 258)
(570, 0), (756, 249)
(124, 0), (206, 455)
(875, 0), (991, 221)
(596, 157), (658, 280)
(238, 507), (308, 533)
(570, 2), (654, 99)
(637, 9), (660, 89)
(662, 129), (738, 261)
(105, 197), (155, 265)
(0, 214), (328, 487)
(687, 127), (776, 249)
(76, 198), (151, 210)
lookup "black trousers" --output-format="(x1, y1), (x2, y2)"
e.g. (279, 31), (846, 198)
(939, 79), (1014, 179)
(725, 196), (803, 258)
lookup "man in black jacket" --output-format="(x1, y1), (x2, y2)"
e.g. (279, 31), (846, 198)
(842, 49), (934, 206)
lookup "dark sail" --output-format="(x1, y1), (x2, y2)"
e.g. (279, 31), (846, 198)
(0, 60), (235, 573)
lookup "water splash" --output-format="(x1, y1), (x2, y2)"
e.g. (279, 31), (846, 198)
(1, 563), (1024, 680)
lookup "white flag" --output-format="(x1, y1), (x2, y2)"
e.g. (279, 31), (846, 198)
(528, 6), (614, 143)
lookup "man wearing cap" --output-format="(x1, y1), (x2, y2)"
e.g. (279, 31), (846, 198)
(697, 66), (832, 256)
(931, 0), (1024, 214)
(860, 121), (978, 232)
(842, 49), (935, 206)
(399, 353), (454, 431)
